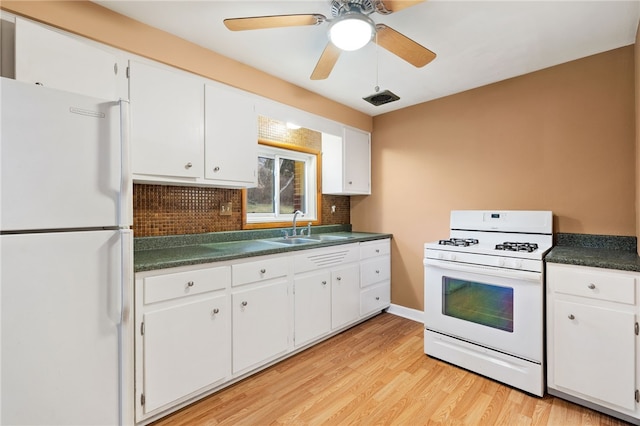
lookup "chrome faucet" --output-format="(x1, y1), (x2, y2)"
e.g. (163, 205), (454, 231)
(292, 210), (304, 236)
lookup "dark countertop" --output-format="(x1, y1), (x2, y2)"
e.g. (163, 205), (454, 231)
(545, 233), (640, 272)
(134, 225), (392, 272)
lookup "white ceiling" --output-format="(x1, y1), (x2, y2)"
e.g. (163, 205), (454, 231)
(94, 0), (640, 116)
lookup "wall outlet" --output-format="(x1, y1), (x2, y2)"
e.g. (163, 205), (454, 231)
(220, 201), (232, 216)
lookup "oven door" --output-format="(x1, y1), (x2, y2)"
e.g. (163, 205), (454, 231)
(424, 257), (543, 363)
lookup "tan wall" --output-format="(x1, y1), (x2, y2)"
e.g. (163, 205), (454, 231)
(636, 20), (640, 255)
(352, 46), (636, 310)
(1, 0), (372, 132)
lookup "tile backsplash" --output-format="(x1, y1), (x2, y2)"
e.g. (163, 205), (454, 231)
(133, 185), (350, 237)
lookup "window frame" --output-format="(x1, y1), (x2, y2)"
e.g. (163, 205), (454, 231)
(242, 139), (322, 229)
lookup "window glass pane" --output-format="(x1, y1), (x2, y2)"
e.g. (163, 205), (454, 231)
(278, 158), (306, 215)
(247, 157), (274, 214)
(442, 277), (514, 332)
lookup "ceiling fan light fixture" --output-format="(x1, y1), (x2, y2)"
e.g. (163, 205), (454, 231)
(328, 13), (374, 51)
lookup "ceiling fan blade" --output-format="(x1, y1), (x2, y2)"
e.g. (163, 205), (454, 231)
(310, 42), (341, 80)
(378, 0), (425, 13)
(374, 24), (436, 68)
(224, 14), (325, 31)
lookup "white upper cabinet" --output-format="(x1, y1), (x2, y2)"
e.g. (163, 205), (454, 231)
(322, 127), (371, 195)
(129, 60), (204, 182)
(204, 84), (257, 187)
(15, 18), (123, 100)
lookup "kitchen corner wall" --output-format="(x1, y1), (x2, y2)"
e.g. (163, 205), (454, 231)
(353, 46), (636, 310)
(636, 20), (640, 256)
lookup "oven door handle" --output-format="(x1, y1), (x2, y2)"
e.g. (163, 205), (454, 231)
(424, 258), (541, 282)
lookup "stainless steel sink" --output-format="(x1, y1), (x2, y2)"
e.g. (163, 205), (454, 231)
(307, 234), (350, 241)
(264, 237), (318, 245)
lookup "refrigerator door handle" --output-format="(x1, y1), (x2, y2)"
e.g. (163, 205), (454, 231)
(120, 229), (133, 324)
(119, 98), (132, 228)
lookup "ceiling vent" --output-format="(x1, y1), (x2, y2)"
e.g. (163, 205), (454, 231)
(363, 89), (400, 106)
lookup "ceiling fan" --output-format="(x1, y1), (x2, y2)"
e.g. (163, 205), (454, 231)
(223, 0), (436, 80)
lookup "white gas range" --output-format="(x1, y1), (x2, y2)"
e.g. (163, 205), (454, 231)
(424, 210), (553, 396)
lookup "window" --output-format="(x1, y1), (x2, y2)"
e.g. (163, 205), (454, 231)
(245, 141), (319, 225)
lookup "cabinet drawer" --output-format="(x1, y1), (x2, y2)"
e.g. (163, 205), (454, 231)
(144, 266), (230, 305)
(360, 239), (390, 259)
(360, 256), (390, 288)
(360, 282), (390, 316)
(548, 264), (636, 305)
(232, 256), (289, 287)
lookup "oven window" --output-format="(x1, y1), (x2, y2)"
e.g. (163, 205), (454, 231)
(442, 277), (514, 332)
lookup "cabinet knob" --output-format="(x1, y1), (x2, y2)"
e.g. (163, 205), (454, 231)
(588, 283), (596, 289)
(213, 166), (220, 172)
(348, 181), (353, 185)
(568, 314), (575, 320)
(260, 268), (266, 274)
(185, 162), (193, 169)
(241, 301), (248, 307)
(186, 281), (194, 287)
(336, 276), (342, 281)
(212, 308), (220, 315)
(321, 281), (327, 285)
(375, 249), (380, 253)
(375, 296), (380, 301)
(375, 270), (380, 274)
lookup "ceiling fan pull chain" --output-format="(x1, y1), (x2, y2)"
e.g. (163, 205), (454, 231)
(375, 31), (380, 92)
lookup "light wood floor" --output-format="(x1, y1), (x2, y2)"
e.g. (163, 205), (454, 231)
(152, 313), (632, 425)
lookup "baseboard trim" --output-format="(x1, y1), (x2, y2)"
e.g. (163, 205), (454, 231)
(386, 304), (423, 323)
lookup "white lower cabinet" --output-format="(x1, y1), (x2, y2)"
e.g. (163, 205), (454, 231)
(359, 239), (391, 316)
(331, 263), (361, 329)
(294, 270), (331, 347)
(135, 238), (391, 424)
(547, 263), (640, 423)
(135, 265), (231, 420)
(232, 280), (289, 374)
(143, 294), (229, 413)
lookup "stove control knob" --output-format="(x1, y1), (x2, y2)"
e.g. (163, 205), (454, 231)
(449, 254), (456, 261)
(497, 258), (505, 267)
(514, 260), (523, 269)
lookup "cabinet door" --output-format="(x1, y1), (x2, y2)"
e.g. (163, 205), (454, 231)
(553, 300), (636, 411)
(15, 18), (121, 100)
(294, 270), (331, 347)
(343, 127), (370, 194)
(232, 280), (289, 373)
(331, 263), (360, 329)
(129, 61), (204, 179)
(143, 294), (229, 414)
(204, 84), (257, 187)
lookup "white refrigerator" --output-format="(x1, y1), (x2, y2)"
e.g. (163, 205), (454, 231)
(0, 78), (133, 425)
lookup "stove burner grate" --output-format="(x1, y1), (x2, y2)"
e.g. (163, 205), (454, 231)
(495, 242), (539, 252)
(439, 238), (479, 247)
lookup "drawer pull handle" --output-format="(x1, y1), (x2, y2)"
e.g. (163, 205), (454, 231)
(321, 281), (327, 285)
(213, 166), (220, 172)
(212, 308), (220, 315)
(186, 281), (194, 287)
(375, 296), (380, 301)
(260, 268), (266, 274)
(241, 301), (248, 307)
(568, 314), (575, 320)
(588, 283), (596, 289)
(185, 162), (193, 169)
(336, 276), (342, 281)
